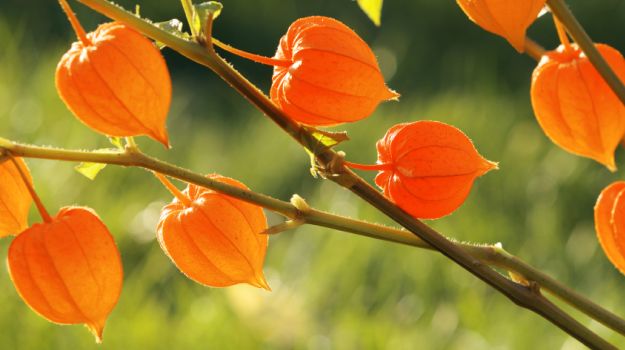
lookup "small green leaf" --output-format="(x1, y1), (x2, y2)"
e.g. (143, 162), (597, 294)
(73, 148), (119, 180)
(309, 129), (350, 148)
(357, 0), (383, 26)
(107, 137), (125, 150)
(75, 162), (107, 180)
(154, 19), (191, 49)
(192, 2), (223, 37)
(302, 128), (349, 178)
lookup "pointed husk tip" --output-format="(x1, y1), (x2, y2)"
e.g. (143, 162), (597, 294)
(508, 32), (527, 53)
(86, 319), (106, 344)
(485, 159), (499, 171)
(250, 273), (271, 291)
(600, 154), (617, 173)
(151, 129), (171, 149)
(384, 88), (400, 101)
(478, 158), (499, 176)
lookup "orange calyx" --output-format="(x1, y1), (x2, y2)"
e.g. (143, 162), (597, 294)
(55, 22), (172, 147)
(156, 174), (270, 290)
(8, 207), (123, 343)
(0, 157), (33, 236)
(270, 16), (399, 126)
(456, 0), (547, 53)
(374, 120), (498, 219)
(595, 182), (625, 274)
(530, 43), (625, 170)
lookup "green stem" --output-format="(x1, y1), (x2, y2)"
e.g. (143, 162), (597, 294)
(486, 247), (625, 338)
(2, 138), (624, 345)
(5, 139), (625, 336)
(5, 141), (625, 337)
(125, 136), (139, 152)
(547, 0), (625, 107)
(180, 0), (197, 38)
(61, 1), (621, 347)
(1, 140), (296, 218)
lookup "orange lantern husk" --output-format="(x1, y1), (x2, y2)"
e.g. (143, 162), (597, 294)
(594, 182), (625, 274)
(55, 21), (172, 146)
(456, 0), (546, 52)
(372, 121), (497, 219)
(156, 174), (270, 290)
(0, 157), (33, 236)
(531, 43), (625, 171)
(270, 16), (399, 126)
(7, 206), (123, 343)
(610, 187), (625, 263)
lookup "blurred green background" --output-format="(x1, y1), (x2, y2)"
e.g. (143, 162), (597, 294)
(1, 0), (625, 349)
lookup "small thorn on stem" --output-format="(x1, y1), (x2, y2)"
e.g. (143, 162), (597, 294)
(261, 219), (305, 235)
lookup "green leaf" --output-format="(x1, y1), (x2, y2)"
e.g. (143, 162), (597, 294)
(357, 0), (383, 26)
(107, 137), (125, 150)
(302, 128), (350, 178)
(307, 128), (350, 149)
(192, 2), (223, 37)
(75, 162), (107, 180)
(154, 19), (191, 49)
(73, 148), (119, 180)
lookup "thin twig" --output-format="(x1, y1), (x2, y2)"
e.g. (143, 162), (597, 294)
(2, 138), (625, 338)
(524, 37), (546, 61)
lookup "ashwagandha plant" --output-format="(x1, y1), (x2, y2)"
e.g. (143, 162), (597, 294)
(1, 0), (625, 348)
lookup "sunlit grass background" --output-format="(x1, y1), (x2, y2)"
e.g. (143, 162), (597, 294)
(1, 0), (625, 348)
